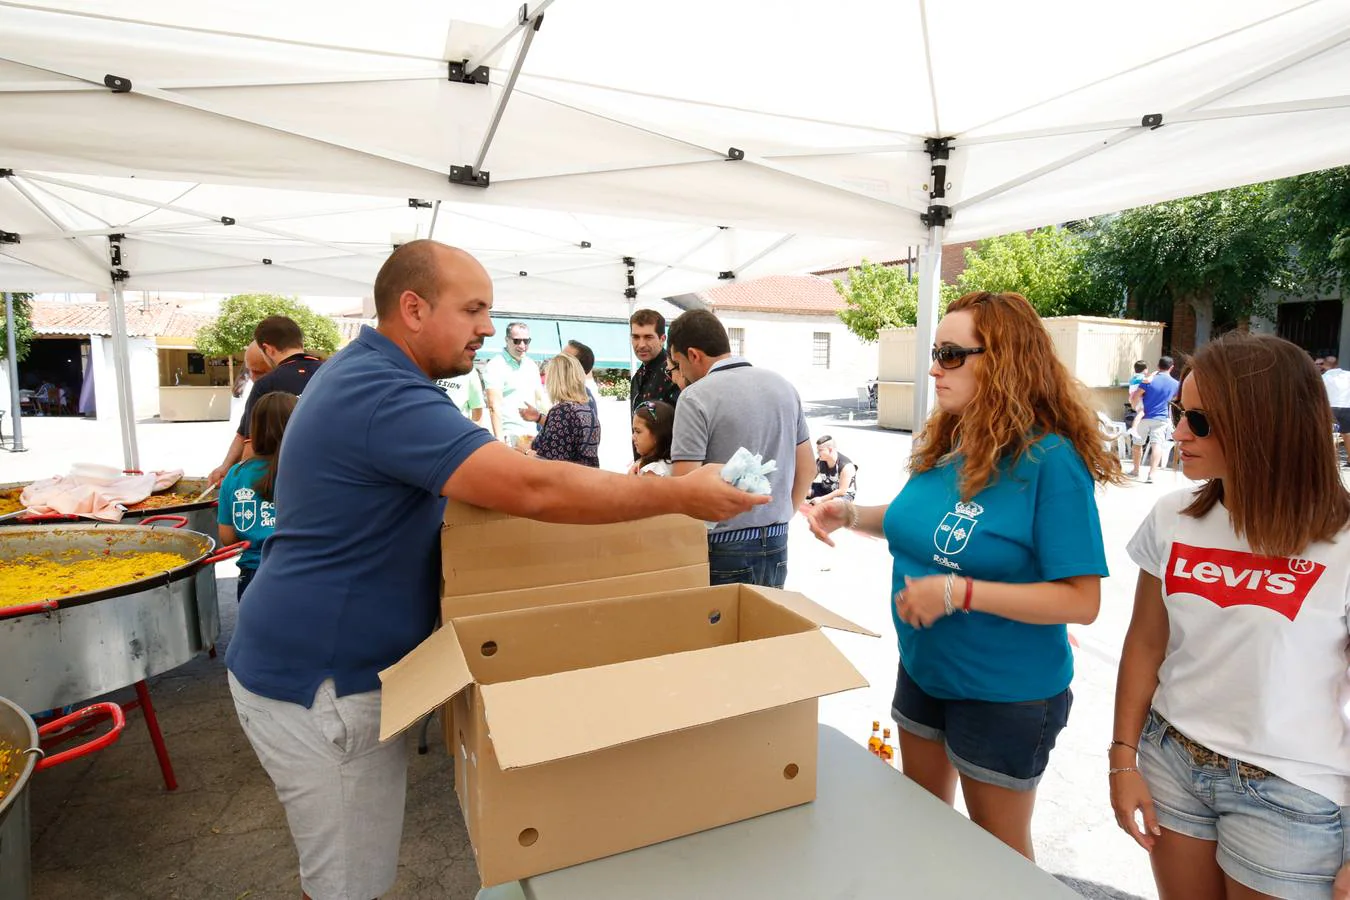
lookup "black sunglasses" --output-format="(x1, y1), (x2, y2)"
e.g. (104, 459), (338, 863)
(931, 345), (986, 370)
(1169, 401), (1211, 438)
(510, 337), (532, 346)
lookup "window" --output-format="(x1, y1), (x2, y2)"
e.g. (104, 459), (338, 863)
(728, 327), (745, 357)
(812, 332), (831, 368)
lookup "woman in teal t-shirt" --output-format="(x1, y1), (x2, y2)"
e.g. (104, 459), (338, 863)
(218, 391), (298, 600)
(806, 291), (1123, 860)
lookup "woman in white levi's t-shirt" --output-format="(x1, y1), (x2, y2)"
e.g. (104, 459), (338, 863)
(1110, 333), (1350, 900)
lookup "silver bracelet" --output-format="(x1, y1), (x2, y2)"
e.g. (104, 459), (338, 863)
(1108, 766), (1140, 775)
(942, 573), (955, 617)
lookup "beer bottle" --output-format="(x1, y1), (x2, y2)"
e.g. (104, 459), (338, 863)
(867, 721), (882, 756)
(880, 727), (895, 764)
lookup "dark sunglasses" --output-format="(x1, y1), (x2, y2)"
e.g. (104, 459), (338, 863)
(638, 400), (660, 418)
(931, 345), (986, 370)
(510, 337), (532, 346)
(1169, 401), (1211, 438)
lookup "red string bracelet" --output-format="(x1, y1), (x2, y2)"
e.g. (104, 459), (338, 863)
(962, 576), (974, 613)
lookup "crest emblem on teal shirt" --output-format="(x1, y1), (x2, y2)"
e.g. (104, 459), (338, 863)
(934, 500), (983, 555)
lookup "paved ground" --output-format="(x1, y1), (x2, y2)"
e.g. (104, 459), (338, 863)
(6, 398), (1298, 899)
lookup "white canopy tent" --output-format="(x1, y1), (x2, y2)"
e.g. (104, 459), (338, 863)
(3, 0), (1350, 466)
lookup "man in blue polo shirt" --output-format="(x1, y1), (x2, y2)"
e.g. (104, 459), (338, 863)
(1129, 355), (1179, 483)
(225, 240), (767, 900)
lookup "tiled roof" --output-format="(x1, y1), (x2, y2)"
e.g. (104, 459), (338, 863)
(697, 275), (845, 316)
(32, 301), (213, 338)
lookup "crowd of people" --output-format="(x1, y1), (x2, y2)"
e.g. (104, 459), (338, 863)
(210, 241), (1346, 900)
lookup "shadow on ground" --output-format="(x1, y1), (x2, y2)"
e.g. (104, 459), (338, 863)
(1055, 874), (1151, 900)
(29, 576), (481, 900)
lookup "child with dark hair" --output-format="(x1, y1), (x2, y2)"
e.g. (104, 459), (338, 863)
(219, 391), (299, 600)
(629, 400), (674, 476)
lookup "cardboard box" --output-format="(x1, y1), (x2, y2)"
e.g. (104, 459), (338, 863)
(380, 583), (876, 886)
(440, 501), (710, 618)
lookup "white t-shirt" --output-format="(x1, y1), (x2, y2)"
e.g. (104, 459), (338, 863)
(639, 460), (672, 477)
(482, 352), (542, 438)
(1127, 488), (1350, 804)
(1323, 367), (1350, 408)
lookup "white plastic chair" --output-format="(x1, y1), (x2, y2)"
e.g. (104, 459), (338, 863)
(1095, 411), (1128, 459)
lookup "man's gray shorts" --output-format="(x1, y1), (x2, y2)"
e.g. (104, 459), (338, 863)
(228, 672), (408, 900)
(1131, 416), (1171, 447)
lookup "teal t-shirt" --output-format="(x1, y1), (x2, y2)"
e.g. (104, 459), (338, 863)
(883, 434), (1108, 702)
(217, 458), (275, 570)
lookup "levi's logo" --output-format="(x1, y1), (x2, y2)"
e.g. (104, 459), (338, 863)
(1165, 542), (1324, 621)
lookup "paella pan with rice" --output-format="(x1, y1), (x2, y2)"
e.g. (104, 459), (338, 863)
(0, 547), (192, 608)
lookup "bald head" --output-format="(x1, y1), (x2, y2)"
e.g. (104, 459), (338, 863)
(243, 341), (272, 382)
(374, 240), (483, 320)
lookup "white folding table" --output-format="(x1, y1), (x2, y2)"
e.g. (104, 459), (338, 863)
(478, 724), (1082, 899)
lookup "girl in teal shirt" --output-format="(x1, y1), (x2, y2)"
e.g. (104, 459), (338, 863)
(219, 391), (298, 600)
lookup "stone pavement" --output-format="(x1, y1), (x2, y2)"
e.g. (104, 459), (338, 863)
(16, 400), (1337, 899)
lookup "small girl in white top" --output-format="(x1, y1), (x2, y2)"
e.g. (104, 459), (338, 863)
(1111, 333), (1350, 900)
(629, 399), (674, 477)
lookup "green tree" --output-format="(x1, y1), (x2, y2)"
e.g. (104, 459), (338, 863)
(0, 292), (35, 362)
(195, 293), (340, 358)
(834, 260), (957, 342)
(957, 227), (1119, 317)
(1268, 165), (1350, 294)
(1082, 184), (1294, 346)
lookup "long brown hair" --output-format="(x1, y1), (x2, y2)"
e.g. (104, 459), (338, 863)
(249, 391), (298, 503)
(910, 291), (1124, 498)
(1180, 332), (1349, 556)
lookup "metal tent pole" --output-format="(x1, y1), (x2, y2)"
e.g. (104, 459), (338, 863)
(108, 282), (141, 472)
(912, 225), (942, 431)
(3, 292), (26, 452)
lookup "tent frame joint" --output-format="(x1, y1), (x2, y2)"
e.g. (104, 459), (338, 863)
(718, 271), (735, 280)
(447, 60), (491, 86)
(449, 165), (490, 188)
(0, 231), (19, 244)
(408, 198), (433, 208)
(103, 74), (132, 93)
(1141, 113), (1164, 130)
(920, 205), (951, 228)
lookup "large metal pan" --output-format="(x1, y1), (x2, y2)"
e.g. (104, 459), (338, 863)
(0, 697), (126, 899)
(0, 477), (223, 646)
(0, 522), (244, 712)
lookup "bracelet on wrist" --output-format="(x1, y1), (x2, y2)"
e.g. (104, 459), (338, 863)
(941, 573), (956, 617)
(1108, 766), (1140, 776)
(1109, 740), (1139, 754)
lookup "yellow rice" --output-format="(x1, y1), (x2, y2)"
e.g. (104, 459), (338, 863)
(0, 552), (191, 608)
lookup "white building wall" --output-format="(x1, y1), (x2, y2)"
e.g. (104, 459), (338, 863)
(89, 335), (160, 420)
(710, 310), (878, 402)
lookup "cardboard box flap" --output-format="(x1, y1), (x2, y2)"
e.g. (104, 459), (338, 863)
(480, 629), (866, 770)
(378, 625), (474, 741)
(751, 586), (880, 637)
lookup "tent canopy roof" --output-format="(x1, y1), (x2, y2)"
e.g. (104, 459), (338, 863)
(2, 0), (1347, 255)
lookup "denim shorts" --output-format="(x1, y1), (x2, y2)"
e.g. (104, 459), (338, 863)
(1138, 709), (1347, 900)
(890, 661), (1071, 792)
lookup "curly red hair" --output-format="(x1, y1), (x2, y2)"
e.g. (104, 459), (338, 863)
(910, 291), (1124, 498)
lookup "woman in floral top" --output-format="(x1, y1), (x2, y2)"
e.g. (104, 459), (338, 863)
(530, 354), (601, 467)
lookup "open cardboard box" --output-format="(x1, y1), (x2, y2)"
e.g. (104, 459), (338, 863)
(380, 582), (877, 886)
(440, 501), (710, 618)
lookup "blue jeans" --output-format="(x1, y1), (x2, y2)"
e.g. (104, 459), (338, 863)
(707, 532), (788, 588)
(236, 565), (256, 602)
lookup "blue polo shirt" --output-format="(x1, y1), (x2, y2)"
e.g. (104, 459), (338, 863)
(226, 326), (496, 706)
(882, 435), (1108, 703)
(1140, 371), (1179, 420)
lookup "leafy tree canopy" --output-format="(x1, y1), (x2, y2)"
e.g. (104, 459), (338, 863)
(1082, 184), (1295, 323)
(1268, 165), (1350, 294)
(835, 260), (957, 343)
(195, 293), (340, 358)
(0, 292), (35, 363)
(957, 226), (1120, 318)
